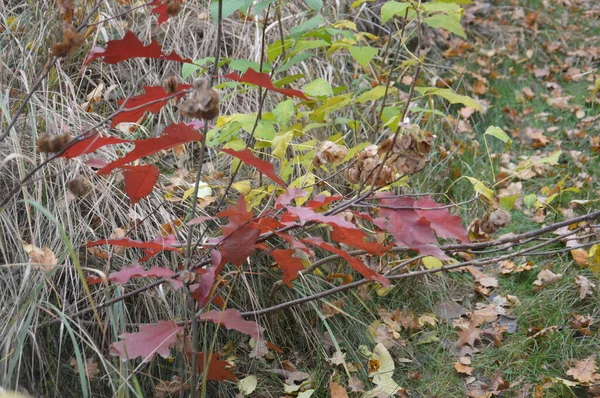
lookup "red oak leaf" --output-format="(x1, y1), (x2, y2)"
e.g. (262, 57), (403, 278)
(59, 133), (129, 159)
(221, 148), (286, 187)
(275, 188), (308, 208)
(121, 164), (159, 205)
(86, 31), (191, 65)
(285, 206), (389, 255)
(87, 264), (182, 289)
(269, 249), (305, 287)
(220, 225), (260, 267)
(112, 84), (191, 128)
(200, 309), (264, 341)
(98, 123), (203, 175)
(84, 235), (180, 262)
(196, 352), (236, 381)
(214, 196), (261, 266)
(110, 320), (183, 362)
(150, 0), (182, 24)
(223, 68), (309, 100)
(190, 265), (219, 305)
(302, 237), (389, 286)
(415, 196), (469, 243)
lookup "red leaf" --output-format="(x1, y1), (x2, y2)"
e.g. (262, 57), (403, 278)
(150, 0), (182, 24)
(415, 196), (469, 243)
(275, 188), (308, 208)
(196, 352), (237, 381)
(269, 249), (305, 287)
(112, 84), (191, 128)
(200, 309), (264, 341)
(84, 235), (180, 262)
(220, 225), (261, 267)
(190, 264), (219, 305)
(121, 164), (159, 205)
(285, 206), (389, 255)
(373, 195), (446, 259)
(302, 237), (389, 286)
(59, 133), (129, 159)
(223, 68), (309, 100)
(86, 31), (191, 65)
(221, 148), (286, 187)
(110, 320), (183, 362)
(98, 123), (203, 175)
(87, 264), (183, 289)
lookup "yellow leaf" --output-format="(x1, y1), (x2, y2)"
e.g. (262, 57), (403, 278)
(232, 180), (252, 195)
(272, 130), (294, 159)
(422, 256), (443, 270)
(588, 244), (600, 276)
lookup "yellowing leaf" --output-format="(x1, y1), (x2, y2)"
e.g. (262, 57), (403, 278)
(588, 244), (600, 276)
(289, 173), (315, 205)
(484, 126), (512, 144)
(465, 177), (494, 201)
(348, 46), (378, 68)
(232, 180), (252, 195)
(237, 375), (258, 396)
(422, 256), (443, 270)
(272, 130), (294, 159)
(355, 85), (398, 104)
(416, 87), (482, 111)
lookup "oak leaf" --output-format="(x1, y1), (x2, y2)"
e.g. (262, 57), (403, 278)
(223, 68), (309, 100)
(566, 356), (598, 384)
(110, 320), (183, 362)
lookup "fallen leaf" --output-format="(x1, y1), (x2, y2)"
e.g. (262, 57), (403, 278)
(533, 269), (563, 288)
(566, 356), (598, 384)
(330, 381), (350, 398)
(575, 275), (595, 300)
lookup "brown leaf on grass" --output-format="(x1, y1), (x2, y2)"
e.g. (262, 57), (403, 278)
(434, 301), (469, 321)
(455, 357), (473, 375)
(322, 299), (344, 318)
(456, 323), (484, 348)
(348, 374), (365, 392)
(575, 275), (595, 300)
(522, 87), (535, 100)
(571, 249), (589, 266)
(533, 269), (563, 288)
(155, 376), (190, 397)
(566, 356), (599, 384)
(70, 358), (100, 378)
(23, 244), (58, 271)
(330, 381), (350, 398)
(467, 266), (499, 288)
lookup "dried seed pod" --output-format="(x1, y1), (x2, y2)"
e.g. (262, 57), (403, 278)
(488, 209), (511, 228)
(345, 167), (360, 184)
(37, 133), (71, 153)
(166, 0), (182, 17)
(52, 23), (83, 57)
(163, 75), (179, 94)
(179, 270), (202, 285)
(181, 79), (220, 120)
(67, 178), (89, 197)
(378, 137), (393, 155)
(51, 42), (71, 57)
(313, 141), (348, 166)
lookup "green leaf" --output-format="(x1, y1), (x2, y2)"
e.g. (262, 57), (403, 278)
(484, 126), (512, 144)
(355, 85), (397, 103)
(229, 59), (260, 73)
(348, 45), (378, 68)
(381, 1), (411, 24)
(277, 52), (313, 73)
(499, 195), (519, 211)
(182, 58), (214, 80)
(303, 78), (333, 98)
(422, 2), (461, 14)
(290, 14), (324, 36)
(210, 0), (253, 21)
(273, 100), (295, 128)
(305, 0), (323, 11)
(416, 87), (481, 110)
(423, 14), (466, 38)
(434, 0), (472, 4)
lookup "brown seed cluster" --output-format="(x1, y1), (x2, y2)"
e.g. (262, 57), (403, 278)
(179, 270), (202, 285)
(345, 124), (434, 187)
(67, 178), (89, 197)
(180, 79), (220, 120)
(166, 0), (182, 17)
(468, 209), (511, 240)
(313, 141), (348, 166)
(163, 75), (179, 94)
(51, 23), (84, 58)
(37, 133), (72, 153)
(378, 124), (434, 176)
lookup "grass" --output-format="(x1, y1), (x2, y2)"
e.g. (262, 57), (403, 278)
(1, 0), (599, 397)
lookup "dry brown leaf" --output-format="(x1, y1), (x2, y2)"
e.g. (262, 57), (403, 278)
(24, 244), (58, 271)
(456, 323), (484, 348)
(566, 356), (598, 384)
(348, 374), (365, 392)
(533, 269), (563, 288)
(330, 381), (350, 398)
(70, 358), (100, 378)
(575, 275), (596, 300)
